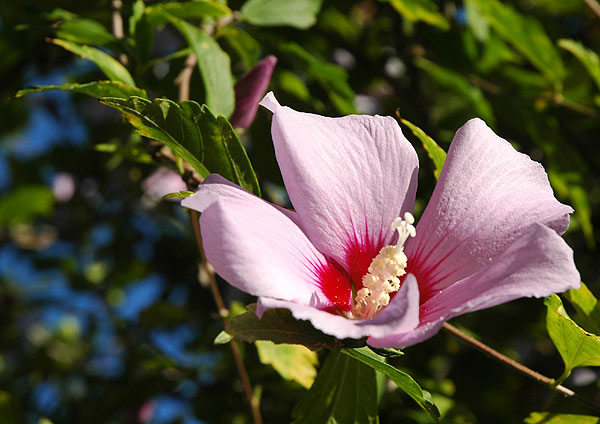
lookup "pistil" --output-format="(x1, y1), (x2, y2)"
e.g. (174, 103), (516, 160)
(351, 212), (416, 320)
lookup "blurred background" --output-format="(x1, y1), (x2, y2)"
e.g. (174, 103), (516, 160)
(1, 0), (599, 422)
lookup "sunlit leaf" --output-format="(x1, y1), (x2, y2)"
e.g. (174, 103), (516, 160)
(563, 282), (600, 335)
(382, 0), (449, 30)
(415, 57), (495, 125)
(15, 81), (146, 100)
(256, 341), (319, 389)
(401, 119), (446, 180)
(145, 0), (231, 25)
(241, 0), (324, 29)
(545, 294), (600, 385)
(469, 0), (564, 86)
(100, 96), (260, 195)
(169, 18), (235, 118)
(558, 39), (600, 92)
(225, 304), (337, 351)
(0, 186), (55, 227)
(343, 347), (440, 422)
(292, 350), (379, 423)
(50, 38), (136, 86)
(55, 18), (117, 46)
(525, 412), (600, 424)
(163, 191), (194, 200)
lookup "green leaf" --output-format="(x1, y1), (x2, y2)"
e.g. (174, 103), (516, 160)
(214, 330), (233, 345)
(163, 190), (194, 199)
(343, 347), (440, 422)
(55, 18), (117, 46)
(241, 0), (324, 29)
(278, 42), (356, 114)
(145, 1), (232, 26)
(15, 81), (147, 100)
(50, 39), (136, 86)
(292, 350), (379, 423)
(0, 186), (55, 227)
(469, 0), (564, 86)
(382, 0), (450, 30)
(563, 282), (600, 335)
(224, 304), (337, 351)
(169, 18), (235, 118)
(100, 96), (260, 195)
(525, 412), (600, 424)
(544, 294), (600, 385)
(415, 57), (495, 125)
(130, 0), (154, 62)
(401, 119), (446, 180)
(217, 26), (261, 70)
(558, 39), (600, 92)
(256, 340), (319, 389)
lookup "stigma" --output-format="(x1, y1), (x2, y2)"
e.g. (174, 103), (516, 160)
(351, 212), (416, 320)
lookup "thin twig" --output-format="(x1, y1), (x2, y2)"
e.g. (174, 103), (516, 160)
(188, 211), (263, 424)
(174, 37), (262, 423)
(176, 53), (198, 102)
(583, 0), (600, 19)
(111, 0), (128, 65)
(553, 93), (598, 117)
(443, 322), (600, 413)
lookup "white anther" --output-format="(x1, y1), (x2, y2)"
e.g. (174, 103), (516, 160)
(351, 212), (417, 320)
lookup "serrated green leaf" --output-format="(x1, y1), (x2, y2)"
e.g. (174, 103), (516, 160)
(55, 18), (117, 46)
(563, 282), (600, 335)
(51, 39), (135, 86)
(415, 57), (495, 125)
(225, 304), (337, 351)
(469, 0), (564, 86)
(145, 0), (231, 26)
(100, 96), (259, 195)
(401, 119), (446, 180)
(525, 412), (600, 424)
(163, 190), (194, 199)
(169, 18), (235, 118)
(256, 341), (319, 389)
(382, 0), (449, 30)
(292, 350), (379, 423)
(558, 39), (600, 92)
(343, 347), (440, 422)
(241, 0), (324, 29)
(545, 294), (600, 385)
(15, 81), (146, 100)
(0, 186), (55, 227)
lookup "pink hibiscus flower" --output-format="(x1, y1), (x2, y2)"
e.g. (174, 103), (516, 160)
(182, 93), (580, 348)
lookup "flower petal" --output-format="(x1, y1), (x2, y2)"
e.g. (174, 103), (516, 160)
(182, 176), (351, 307)
(256, 274), (420, 340)
(230, 56), (277, 130)
(260, 92), (419, 285)
(374, 224), (580, 347)
(406, 118), (573, 301)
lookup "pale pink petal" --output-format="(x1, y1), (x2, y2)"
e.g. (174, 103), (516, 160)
(374, 224), (580, 347)
(260, 92), (419, 285)
(406, 118), (573, 301)
(256, 275), (420, 340)
(230, 56), (277, 130)
(142, 168), (187, 201)
(182, 177), (348, 306)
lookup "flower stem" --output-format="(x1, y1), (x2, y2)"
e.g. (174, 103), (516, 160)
(442, 322), (600, 413)
(188, 210), (263, 424)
